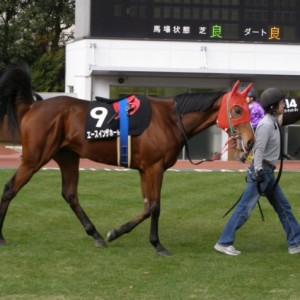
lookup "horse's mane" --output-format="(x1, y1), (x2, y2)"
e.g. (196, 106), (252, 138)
(174, 91), (225, 114)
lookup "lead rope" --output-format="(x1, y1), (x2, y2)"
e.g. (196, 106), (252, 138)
(223, 185), (265, 221)
(257, 121), (283, 196)
(223, 160), (265, 220)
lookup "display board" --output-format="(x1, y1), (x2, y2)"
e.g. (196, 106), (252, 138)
(90, 0), (300, 43)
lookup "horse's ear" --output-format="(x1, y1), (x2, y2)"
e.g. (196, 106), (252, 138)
(230, 80), (240, 95)
(240, 83), (253, 98)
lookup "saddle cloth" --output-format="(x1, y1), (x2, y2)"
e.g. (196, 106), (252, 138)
(85, 95), (151, 140)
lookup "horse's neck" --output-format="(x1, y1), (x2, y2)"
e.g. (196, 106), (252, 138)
(179, 99), (221, 138)
(180, 110), (218, 138)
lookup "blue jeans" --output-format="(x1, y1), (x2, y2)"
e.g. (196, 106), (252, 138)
(218, 164), (300, 248)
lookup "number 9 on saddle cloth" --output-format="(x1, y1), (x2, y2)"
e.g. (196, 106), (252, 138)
(85, 95), (151, 140)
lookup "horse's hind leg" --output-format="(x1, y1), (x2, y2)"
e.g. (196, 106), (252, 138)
(0, 165), (37, 245)
(54, 151), (107, 248)
(0, 177), (16, 245)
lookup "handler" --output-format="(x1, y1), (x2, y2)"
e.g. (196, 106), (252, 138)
(214, 87), (300, 255)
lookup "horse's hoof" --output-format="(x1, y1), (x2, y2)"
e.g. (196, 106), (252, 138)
(157, 249), (170, 256)
(107, 230), (116, 242)
(0, 239), (7, 246)
(94, 239), (107, 248)
(156, 245), (170, 256)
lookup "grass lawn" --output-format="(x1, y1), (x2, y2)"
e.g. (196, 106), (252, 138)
(0, 169), (300, 299)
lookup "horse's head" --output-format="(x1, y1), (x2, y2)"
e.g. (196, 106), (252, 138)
(217, 80), (255, 161)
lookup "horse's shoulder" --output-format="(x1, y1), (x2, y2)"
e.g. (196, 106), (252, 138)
(145, 97), (176, 121)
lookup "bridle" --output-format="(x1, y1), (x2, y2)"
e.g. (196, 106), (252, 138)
(217, 90), (252, 153)
(175, 91), (251, 165)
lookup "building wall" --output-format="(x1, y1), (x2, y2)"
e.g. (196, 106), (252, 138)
(66, 39), (300, 100)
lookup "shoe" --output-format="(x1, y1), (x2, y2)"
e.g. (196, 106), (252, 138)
(288, 245), (300, 254)
(214, 243), (241, 256)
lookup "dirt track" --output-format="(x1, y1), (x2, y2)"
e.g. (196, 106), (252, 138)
(1, 145), (300, 171)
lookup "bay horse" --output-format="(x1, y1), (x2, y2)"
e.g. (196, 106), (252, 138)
(281, 97), (300, 126)
(0, 66), (254, 255)
(280, 97), (300, 158)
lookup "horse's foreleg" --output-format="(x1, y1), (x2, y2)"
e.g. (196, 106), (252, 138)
(106, 169), (153, 242)
(143, 170), (169, 256)
(107, 167), (169, 256)
(55, 152), (107, 248)
(149, 200), (169, 256)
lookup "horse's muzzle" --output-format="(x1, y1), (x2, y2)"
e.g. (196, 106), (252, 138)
(231, 131), (254, 163)
(239, 139), (254, 163)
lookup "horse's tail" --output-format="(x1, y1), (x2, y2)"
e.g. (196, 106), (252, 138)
(0, 65), (34, 137)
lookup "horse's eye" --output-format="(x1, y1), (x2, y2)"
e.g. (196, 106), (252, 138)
(234, 106), (242, 115)
(231, 105), (243, 119)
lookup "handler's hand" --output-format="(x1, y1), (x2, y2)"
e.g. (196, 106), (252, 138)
(256, 169), (265, 183)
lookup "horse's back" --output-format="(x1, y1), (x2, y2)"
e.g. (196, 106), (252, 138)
(30, 96), (88, 112)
